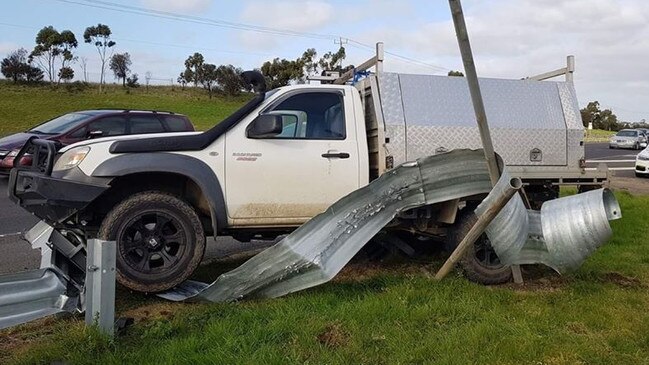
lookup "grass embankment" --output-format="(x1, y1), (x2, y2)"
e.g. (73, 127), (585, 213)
(0, 81), (250, 136)
(2, 190), (648, 364)
(585, 129), (616, 143)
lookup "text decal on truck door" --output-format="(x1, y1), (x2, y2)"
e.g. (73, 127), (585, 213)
(233, 152), (262, 161)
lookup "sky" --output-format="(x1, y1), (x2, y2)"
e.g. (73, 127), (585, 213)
(1, 0), (648, 122)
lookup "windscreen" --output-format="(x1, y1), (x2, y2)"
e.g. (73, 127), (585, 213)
(616, 130), (637, 137)
(30, 113), (90, 134)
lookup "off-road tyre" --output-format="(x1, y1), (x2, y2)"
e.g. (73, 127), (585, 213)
(99, 191), (206, 293)
(446, 210), (512, 285)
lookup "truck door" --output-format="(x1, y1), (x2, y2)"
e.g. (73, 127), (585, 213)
(225, 89), (361, 226)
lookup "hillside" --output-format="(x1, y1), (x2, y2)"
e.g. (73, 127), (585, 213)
(0, 81), (251, 137)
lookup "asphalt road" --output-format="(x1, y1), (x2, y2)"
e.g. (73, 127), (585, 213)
(0, 143), (642, 274)
(585, 142), (639, 178)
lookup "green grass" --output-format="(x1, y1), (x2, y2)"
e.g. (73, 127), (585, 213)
(0, 81), (251, 136)
(584, 129), (616, 143)
(2, 191), (649, 365)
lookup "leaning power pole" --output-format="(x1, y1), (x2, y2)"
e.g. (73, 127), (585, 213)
(447, 0), (523, 283)
(448, 0), (500, 185)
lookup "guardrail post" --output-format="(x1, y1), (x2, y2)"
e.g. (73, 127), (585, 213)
(85, 239), (116, 337)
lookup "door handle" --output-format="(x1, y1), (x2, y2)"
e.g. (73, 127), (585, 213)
(321, 152), (350, 159)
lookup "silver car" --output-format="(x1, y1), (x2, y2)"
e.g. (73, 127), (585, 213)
(609, 129), (647, 150)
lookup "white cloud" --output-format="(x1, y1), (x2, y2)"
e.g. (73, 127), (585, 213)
(240, 0), (333, 32)
(140, 0), (212, 14)
(354, 0), (649, 120)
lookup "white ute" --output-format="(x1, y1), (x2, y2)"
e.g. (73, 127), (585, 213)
(9, 44), (607, 292)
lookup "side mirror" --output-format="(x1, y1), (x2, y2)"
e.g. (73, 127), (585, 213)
(87, 130), (103, 139)
(246, 114), (283, 138)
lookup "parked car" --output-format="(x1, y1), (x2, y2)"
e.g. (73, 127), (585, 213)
(609, 129), (647, 149)
(0, 110), (194, 174)
(635, 146), (649, 177)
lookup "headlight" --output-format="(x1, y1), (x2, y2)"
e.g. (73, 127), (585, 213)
(53, 146), (90, 171)
(7, 149), (20, 157)
(638, 154), (649, 161)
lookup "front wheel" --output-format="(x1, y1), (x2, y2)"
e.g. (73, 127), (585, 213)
(99, 191), (206, 293)
(446, 210), (512, 285)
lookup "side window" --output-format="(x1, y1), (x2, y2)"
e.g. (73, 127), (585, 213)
(68, 126), (87, 139)
(265, 92), (345, 140)
(161, 115), (191, 132)
(87, 116), (127, 137)
(130, 115), (165, 134)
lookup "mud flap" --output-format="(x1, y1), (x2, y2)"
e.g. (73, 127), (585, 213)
(0, 268), (79, 330)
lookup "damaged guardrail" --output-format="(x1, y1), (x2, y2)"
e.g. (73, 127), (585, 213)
(0, 149), (621, 331)
(159, 150), (621, 302)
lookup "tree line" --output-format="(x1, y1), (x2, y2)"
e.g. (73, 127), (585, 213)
(1, 24), (137, 91)
(175, 46), (354, 98)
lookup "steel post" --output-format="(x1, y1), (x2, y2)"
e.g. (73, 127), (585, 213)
(85, 239), (116, 337)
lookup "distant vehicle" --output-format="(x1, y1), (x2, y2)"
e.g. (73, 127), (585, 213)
(0, 110), (194, 174)
(636, 129), (649, 147)
(636, 146), (649, 177)
(609, 129), (646, 150)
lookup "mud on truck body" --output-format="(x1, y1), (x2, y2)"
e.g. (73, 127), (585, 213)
(8, 49), (607, 293)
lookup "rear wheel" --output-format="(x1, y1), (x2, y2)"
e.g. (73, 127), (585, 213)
(447, 210), (512, 285)
(99, 191), (206, 293)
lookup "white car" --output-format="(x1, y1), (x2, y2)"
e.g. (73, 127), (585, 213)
(636, 147), (649, 177)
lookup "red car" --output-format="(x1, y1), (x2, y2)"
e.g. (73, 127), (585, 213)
(0, 110), (194, 174)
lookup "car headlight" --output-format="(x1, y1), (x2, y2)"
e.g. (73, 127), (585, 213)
(638, 154), (649, 161)
(7, 149), (20, 157)
(53, 146), (90, 171)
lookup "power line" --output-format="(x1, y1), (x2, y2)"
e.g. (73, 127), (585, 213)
(49, 0), (451, 72)
(0, 21), (276, 58)
(347, 40), (449, 72)
(52, 0), (336, 41)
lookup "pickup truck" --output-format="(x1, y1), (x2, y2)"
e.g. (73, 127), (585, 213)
(9, 53), (607, 293)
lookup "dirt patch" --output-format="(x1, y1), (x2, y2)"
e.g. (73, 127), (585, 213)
(610, 176), (649, 195)
(316, 323), (349, 349)
(566, 321), (590, 335)
(599, 272), (643, 289)
(333, 260), (435, 283)
(119, 302), (189, 323)
(501, 275), (568, 293)
(499, 265), (568, 292)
